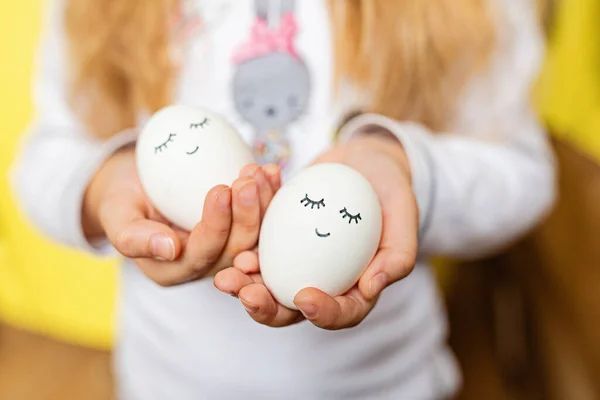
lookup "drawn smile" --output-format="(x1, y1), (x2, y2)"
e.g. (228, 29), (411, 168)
(315, 228), (330, 238)
(186, 146), (199, 155)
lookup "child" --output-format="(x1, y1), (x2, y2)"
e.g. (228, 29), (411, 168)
(12, 0), (555, 398)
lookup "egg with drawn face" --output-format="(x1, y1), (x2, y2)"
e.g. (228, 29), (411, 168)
(259, 163), (383, 310)
(136, 105), (254, 231)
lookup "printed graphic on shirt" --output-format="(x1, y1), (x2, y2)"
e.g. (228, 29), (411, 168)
(231, 0), (311, 169)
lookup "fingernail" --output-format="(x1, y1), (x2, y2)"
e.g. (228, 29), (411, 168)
(297, 303), (318, 319)
(369, 273), (389, 299)
(263, 164), (279, 177)
(239, 181), (257, 206)
(216, 188), (231, 210)
(242, 164), (260, 178)
(240, 297), (258, 314)
(150, 234), (175, 261)
(252, 167), (267, 185)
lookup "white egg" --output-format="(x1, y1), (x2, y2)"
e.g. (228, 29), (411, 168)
(136, 105), (254, 231)
(259, 163), (382, 310)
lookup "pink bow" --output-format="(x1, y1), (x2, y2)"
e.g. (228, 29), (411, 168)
(232, 13), (299, 63)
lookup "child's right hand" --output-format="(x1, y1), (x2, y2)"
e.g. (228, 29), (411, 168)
(83, 146), (280, 286)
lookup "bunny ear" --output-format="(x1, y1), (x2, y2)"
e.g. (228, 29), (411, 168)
(254, 0), (296, 21)
(254, 0), (270, 20)
(280, 0), (296, 16)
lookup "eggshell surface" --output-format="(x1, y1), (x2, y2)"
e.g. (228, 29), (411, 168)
(136, 105), (254, 231)
(259, 163), (382, 310)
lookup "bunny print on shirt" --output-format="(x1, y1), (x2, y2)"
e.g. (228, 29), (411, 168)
(231, 0), (311, 169)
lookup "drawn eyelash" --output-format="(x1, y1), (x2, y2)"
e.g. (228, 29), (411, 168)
(190, 118), (209, 129)
(154, 133), (177, 154)
(300, 194), (325, 210)
(340, 208), (362, 224)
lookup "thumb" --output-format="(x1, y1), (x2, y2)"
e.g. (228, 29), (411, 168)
(100, 199), (182, 261)
(357, 171), (419, 301)
(357, 247), (417, 301)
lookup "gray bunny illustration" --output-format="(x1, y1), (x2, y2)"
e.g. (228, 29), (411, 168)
(231, 0), (310, 168)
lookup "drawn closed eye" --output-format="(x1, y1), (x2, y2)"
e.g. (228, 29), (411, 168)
(154, 133), (177, 154)
(300, 194), (325, 210)
(339, 207), (362, 224)
(190, 118), (209, 129)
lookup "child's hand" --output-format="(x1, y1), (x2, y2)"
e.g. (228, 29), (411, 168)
(83, 146), (281, 286)
(214, 135), (418, 329)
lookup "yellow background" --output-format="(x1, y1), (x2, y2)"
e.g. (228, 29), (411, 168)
(535, 0), (600, 163)
(0, 0), (117, 350)
(0, 0), (598, 350)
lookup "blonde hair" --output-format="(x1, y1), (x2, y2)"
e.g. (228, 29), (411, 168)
(65, 0), (495, 138)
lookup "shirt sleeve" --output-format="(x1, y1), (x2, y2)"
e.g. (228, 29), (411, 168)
(10, 0), (137, 256)
(338, 0), (557, 259)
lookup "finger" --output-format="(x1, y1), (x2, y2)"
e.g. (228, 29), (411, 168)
(213, 266), (256, 295)
(101, 198), (181, 261)
(185, 185), (232, 273)
(358, 186), (418, 301)
(262, 164), (281, 192)
(233, 251), (260, 274)
(294, 287), (375, 330)
(239, 284), (303, 327)
(240, 164), (274, 217)
(251, 166), (274, 218)
(239, 163), (259, 179)
(173, 228), (190, 244)
(115, 221), (181, 261)
(131, 258), (185, 287)
(132, 257), (223, 287)
(225, 177), (260, 255)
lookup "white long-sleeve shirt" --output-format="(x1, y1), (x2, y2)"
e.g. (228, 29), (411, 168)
(11, 0), (556, 399)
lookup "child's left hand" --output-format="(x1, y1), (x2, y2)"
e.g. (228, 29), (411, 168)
(214, 134), (419, 329)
